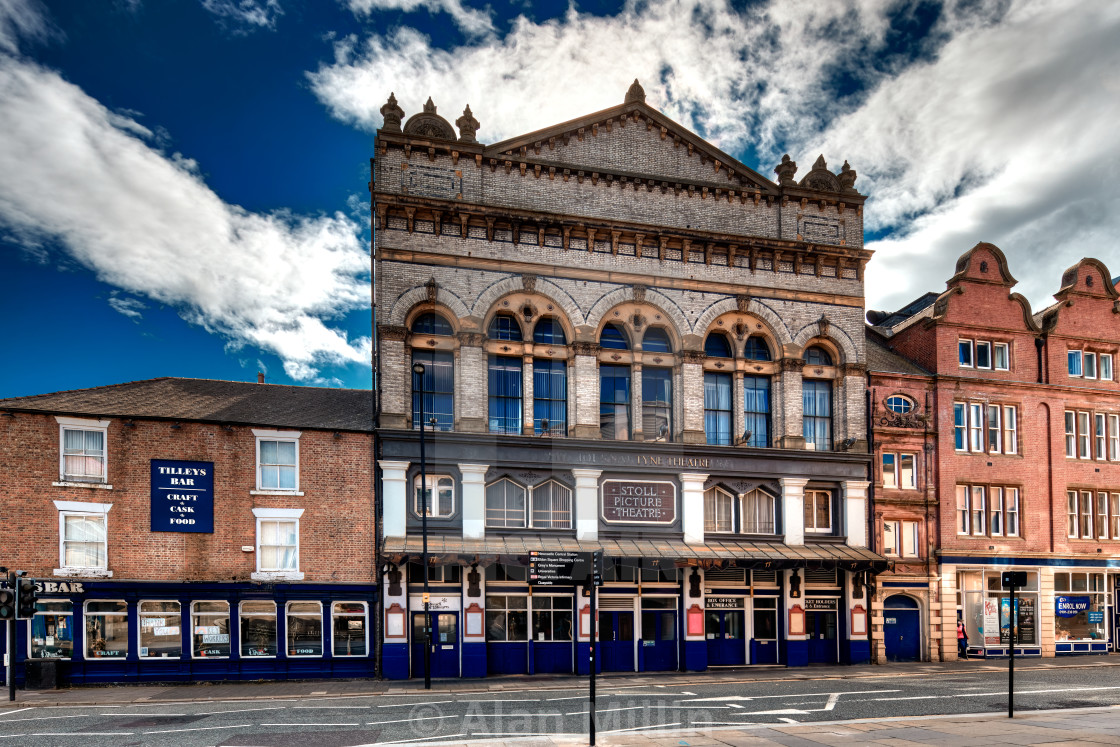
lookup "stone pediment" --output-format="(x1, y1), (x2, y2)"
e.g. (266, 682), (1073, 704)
(483, 90), (779, 194)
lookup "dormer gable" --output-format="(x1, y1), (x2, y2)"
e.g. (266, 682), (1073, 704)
(1054, 258), (1120, 303)
(947, 242), (1017, 289)
(930, 242), (1038, 333)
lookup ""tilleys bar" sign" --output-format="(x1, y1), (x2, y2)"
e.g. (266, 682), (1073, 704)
(601, 480), (676, 524)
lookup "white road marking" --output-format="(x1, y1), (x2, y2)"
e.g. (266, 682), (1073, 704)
(455, 699), (540, 703)
(0, 710), (31, 718)
(601, 722), (681, 734)
(471, 712), (564, 717)
(375, 701), (452, 708)
(779, 717), (800, 724)
(566, 706), (646, 715)
(687, 689), (899, 703)
(0, 715), (85, 723)
(31, 732), (135, 736)
(260, 722), (359, 727)
(376, 733), (467, 744)
(366, 715), (459, 726)
(197, 706), (288, 715)
(99, 713), (187, 717)
(728, 704), (743, 709)
(680, 691), (696, 695)
(143, 724), (252, 734)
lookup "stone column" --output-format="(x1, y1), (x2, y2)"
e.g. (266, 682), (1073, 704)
(522, 353), (535, 435)
(378, 326), (410, 429)
(733, 371), (746, 446)
(779, 358), (806, 449)
(680, 350), (706, 444)
(456, 331), (487, 432)
(572, 468), (602, 541)
(842, 363), (868, 452)
(780, 477), (809, 546)
(571, 342), (600, 439)
(680, 472), (710, 545)
(379, 460), (410, 538)
(631, 360), (643, 440)
(843, 480), (871, 547)
(459, 463), (490, 540)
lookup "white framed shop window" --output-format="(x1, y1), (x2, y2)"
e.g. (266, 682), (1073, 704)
(286, 601), (324, 657)
(240, 600), (278, 658)
(252, 507), (304, 581)
(332, 602), (369, 657)
(54, 416), (112, 488)
(138, 600), (182, 659)
(252, 429), (302, 494)
(53, 500), (113, 577)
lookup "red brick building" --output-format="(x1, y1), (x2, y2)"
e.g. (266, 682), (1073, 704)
(868, 243), (1120, 661)
(0, 377), (376, 684)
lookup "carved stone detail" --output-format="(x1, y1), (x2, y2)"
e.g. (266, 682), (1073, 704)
(455, 104), (480, 143)
(632, 284), (647, 303)
(625, 78), (646, 104)
(680, 350), (706, 364)
(799, 154), (842, 192)
(379, 325), (408, 341)
(403, 97), (456, 140)
(425, 277), (438, 305)
(774, 154), (797, 186)
(735, 294), (751, 313)
(457, 331), (485, 347)
(571, 341), (599, 355)
(780, 357), (805, 372)
(838, 160), (858, 193)
(522, 273), (537, 293)
(380, 92), (404, 132)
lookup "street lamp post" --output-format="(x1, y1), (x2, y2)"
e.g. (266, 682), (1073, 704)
(412, 362), (432, 690)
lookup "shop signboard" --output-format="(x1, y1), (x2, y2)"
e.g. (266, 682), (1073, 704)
(1088, 610), (1105, 624)
(601, 480), (676, 524)
(150, 459), (214, 533)
(803, 598), (838, 611)
(1055, 596), (1091, 617)
(706, 597), (744, 609)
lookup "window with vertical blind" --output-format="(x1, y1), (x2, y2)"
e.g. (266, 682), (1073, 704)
(704, 487), (734, 533)
(802, 380), (832, 450)
(485, 478), (527, 528)
(599, 364), (631, 440)
(487, 356), (522, 434)
(703, 372), (732, 445)
(411, 349), (454, 431)
(531, 480), (572, 529)
(743, 375), (770, 448)
(533, 358), (566, 435)
(642, 367), (672, 441)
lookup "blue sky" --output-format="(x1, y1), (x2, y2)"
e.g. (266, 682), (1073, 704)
(1, 0), (1118, 398)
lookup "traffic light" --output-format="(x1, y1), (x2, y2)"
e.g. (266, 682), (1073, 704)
(0, 587), (14, 620)
(16, 577), (37, 619)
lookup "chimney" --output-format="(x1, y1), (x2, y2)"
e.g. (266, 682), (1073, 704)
(257, 372), (265, 384)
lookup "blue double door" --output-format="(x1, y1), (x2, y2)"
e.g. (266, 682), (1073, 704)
(600, 611), (634, 672)
(411, 612), (459, 678)
(706, 610), (746, 666)
(640, 610), (677, 671)
(806, 611), (838, 664)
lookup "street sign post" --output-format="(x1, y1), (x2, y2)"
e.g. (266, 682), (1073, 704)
(588, 550), (602, 746)
(528, 550), (583, 586)
(1002, 570), (1027, 718)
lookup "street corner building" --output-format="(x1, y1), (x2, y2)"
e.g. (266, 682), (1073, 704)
(371, 81), (887, 680)
(867, 243), (1120, 663)
(0, 378), (376, 685)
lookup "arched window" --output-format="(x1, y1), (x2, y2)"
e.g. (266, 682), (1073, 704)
(744, 336), (771, 361)
(704, 487), (734, 533)
(704, 332), (732, 358)
(642, 327), (673, 353)
(411, 312), (453, 336)
(704, 372), (732, 445)
(488, 314), (522, 341)
(886, 395), (914, 414)
(485, 479), (526, 528)
(533, 317), (567, 345)
(599, 323), (629, 350)
(743, 489), (776, 534)
(412, 350), (453, 431)
(531, 480), (573, 529)
(804, 346), (833, 366)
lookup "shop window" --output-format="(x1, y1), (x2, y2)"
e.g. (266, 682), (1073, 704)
(84, 600), (128, 659)
(802, 380), (832, 450)
(994, 342), (1010, 371)
(485, 595), (528, 641)
(191, 600), (231, 658)
(487, 355), (522, 434)
(960, 570), (1038, 648)
(599, 323), (629, 350)
(533, 317), (566, 345)
(138, 600), (181, 659)
(704, 487), (734, 533)
(332, 602), (368, 657)
(753, 597), (777, 640)
(487, 313), (522, 341)
(804, 346), (832, 366)
(1054, 572), (1107, 642)
(704, 332), (732, 358)
(255, 431), (299, 491)
(600, 559), (637, 583)
(533, 358), (567, 436)
(959, 339), (974, 367)
(599, 364), (631, 440)
(485, 478), (527, 528)
(412, 349), (454, 431)
(803, 490), (832, 533)
(407, 563), (462, 584)
(413, 474), (454, 518)
(240, 601), (277, 657)
(29, 601), (72, 659)
(642, 327), (673, 353)
(744, 336), (771, 361)
(56, 501), (111, 572)
(743, 489), (776, 534)
(703, 372), (732, 445)
(742, 375), (771, 448)
(886, 395), (914, 414)
(640, 564), (678, 583)
(642, 367), (673, 441)
(530, 480), (572, 529)
(483, 564), (526, 582)
(58, 417), (108, 483)
(412, 312), (453, 336)
(532, 596), (573, 641)
(286, 601), (323, 657)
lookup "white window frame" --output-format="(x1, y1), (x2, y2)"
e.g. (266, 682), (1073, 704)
(1065, 411), (1077, 458)
(971, 486), (986, 536)
(529, 480), (573, 530)
(485, 478), (527, 529)
(954, 403), (967, 451)
(1101, 353), (1114, 381)
(28, 600), (73, 660)
(55, 416), (111, 488)
(803, 490), (832, 533)
(987, 405), (1002, 454)
(956, 485), (970, 535)
(704, 487), (735, 533)
(901, 521), (919, 558)
(975, 341), (992, 369)
(1078, 412), (1091, 459)
(252, 429), (302, 495)
(959, 339), (974, 368)
(252, 507), (305, 581)
(138, 600), (182, 659)
(53, 500), (113, 577)
(1109, 414), (1119, 461)
(1003, 406), (1018, 455)
(1112, 493), (1120, 540)
(285, 600), (324, 658)
(994, 342), (1010, 371)
(1006, 489), (1020, 537)
(990, 487), (1004, 537)
(83, 599), (128, 660)
(331, 601), (369, 658)
(239, 600), (278, 659)
(1096, 413), (1108, 460)
(413, 474), (456, 518)
(883, 520), (899, 556)
(1068, 490), (1079, 538)
(881, 453), (897, 489)
(1084, 352), (1097, 380)
(1069, 350), (1083, 377)
(1098, 492), (1110, 540)
(190, 600), (231, 659)
(898, 453), (916, 488)
(969, 403), (983, 452)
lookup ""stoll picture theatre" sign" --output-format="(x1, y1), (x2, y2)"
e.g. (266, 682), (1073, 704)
(150, 459), (215, 533)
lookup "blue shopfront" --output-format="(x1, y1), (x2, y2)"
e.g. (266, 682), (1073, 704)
(2, 579), (377, 686)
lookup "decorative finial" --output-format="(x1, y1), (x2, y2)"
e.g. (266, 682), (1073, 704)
(839, 160), (857, 192)
(813, 154), (827, 170)
(423, 96), (437, 114)
(380, 92), (404, 132)
(625, 78), (646, 104)
(774, 154), (797, 186)
(456, 104), (480, 144)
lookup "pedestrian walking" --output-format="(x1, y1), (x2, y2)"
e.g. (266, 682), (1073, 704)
(957, 619), (969, 660)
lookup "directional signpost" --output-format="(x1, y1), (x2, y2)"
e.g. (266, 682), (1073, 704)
(1002, 570), (1027, 718)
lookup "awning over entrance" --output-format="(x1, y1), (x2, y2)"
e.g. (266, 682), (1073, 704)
(383, 536), (889, 572)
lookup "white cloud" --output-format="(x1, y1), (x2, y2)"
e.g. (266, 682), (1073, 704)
(0, 0), (51, 55)
(0, 53), (371, 381)
(348, 0), (494, 37)
(310, 0), (1120, 315)
(200, 0), (283, 33)
(107, 291), (147, 320)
